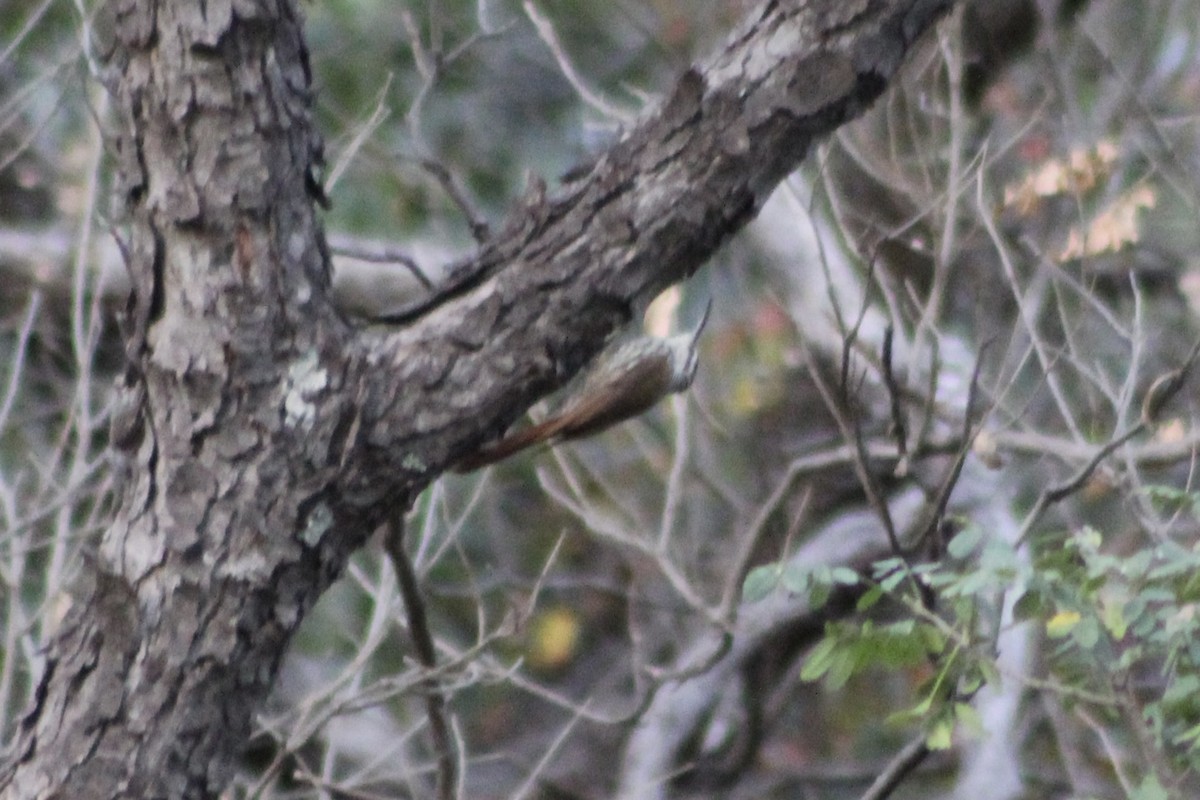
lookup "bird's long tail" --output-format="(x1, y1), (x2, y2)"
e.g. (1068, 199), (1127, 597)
(452, 415), (571, 472)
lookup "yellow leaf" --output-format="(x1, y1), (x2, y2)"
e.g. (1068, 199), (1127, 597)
(1046, 610), (1082, 638)
(527, 606), (582, 670)
(1056, 185), (1156, 262)
(1002, 139), (1120, 216)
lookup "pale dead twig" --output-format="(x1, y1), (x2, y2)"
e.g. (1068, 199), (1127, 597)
(522, 0), (635, 123)
(326, 74), (394, 193)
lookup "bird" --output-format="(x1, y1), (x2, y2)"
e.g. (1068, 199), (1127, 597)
(455, 301), (711, 471)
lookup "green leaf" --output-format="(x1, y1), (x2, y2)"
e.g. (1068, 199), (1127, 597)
(809, 579), (832, 610)
(1076, 526), (1103, 551)
(1100, 596), (1129, 640)
(980, 537), (1018, 573)
(887, 692), (935, 725)
(959, 673), (983, 695)
(868, 624), (927, 669)
(925, 715), (954, 750)
(1072, 616), (1101, 649)
(857, 584), (884, 611)
(831, 567), (860, 586)
(947, 526), (984, 559)
(1144, 485), (1189, 503)
(977, 658), (1001, 687)
(1163, 673), (1200, 705)
(948, 570), (989, 598)
(1122, 550), (1154, 580)
(1139, 588), (1176, 604)
(873, 557), (905, 577)
(825, 648), (857, 688)
(780, 563), (810, 595)
(742, 563), (782, 603)
(919, 624), (947, 655)
(880, 569), (908, 592)
(1172, 719), (1200, 747)
(801, 636), (840, 683)
(1148, 557), (1195, 580)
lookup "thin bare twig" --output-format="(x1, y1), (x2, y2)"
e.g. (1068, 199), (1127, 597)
(857, 734), (930, 800)
(880, 325), (909, 468)
(1075, 705), (1137, 799)
(326, 74), (394, 193)
(384, 513), (456, 800)
(919, 339), (993, 549)
(797, 334), (903, 557)
(522, 0), (634, 123)
(328, 239), (433, 289)
(418, 157), (490, 243)
(397, 8), (495, 244)
(1014, 424), (1144, 547)
(978, 171), (1086, 444)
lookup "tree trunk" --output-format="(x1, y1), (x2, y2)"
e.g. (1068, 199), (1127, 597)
(0, 0), (955, 797)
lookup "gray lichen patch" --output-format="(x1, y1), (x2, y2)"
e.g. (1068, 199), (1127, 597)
(299, 501), (333, 547)
(283, 350), (328, 431)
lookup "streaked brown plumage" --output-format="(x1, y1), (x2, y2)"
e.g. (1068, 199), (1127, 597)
(455, 303), (709, 471)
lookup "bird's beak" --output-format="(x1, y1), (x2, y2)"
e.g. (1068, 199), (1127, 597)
(689, 298), (713, 344)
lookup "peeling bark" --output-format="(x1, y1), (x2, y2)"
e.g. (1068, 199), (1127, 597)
(0, 0), (956, 797)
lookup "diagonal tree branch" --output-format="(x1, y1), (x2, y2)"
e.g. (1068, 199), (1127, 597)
(355, 0), (958, 484)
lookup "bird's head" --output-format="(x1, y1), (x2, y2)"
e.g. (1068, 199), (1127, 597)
(664, 299), (711, 391)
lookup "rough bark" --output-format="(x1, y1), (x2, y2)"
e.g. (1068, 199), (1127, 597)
(0, 0), (956, 797)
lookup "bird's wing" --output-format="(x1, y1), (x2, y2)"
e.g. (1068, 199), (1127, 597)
(555, 353), (671, 440)
(453, 351), (671, 472)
